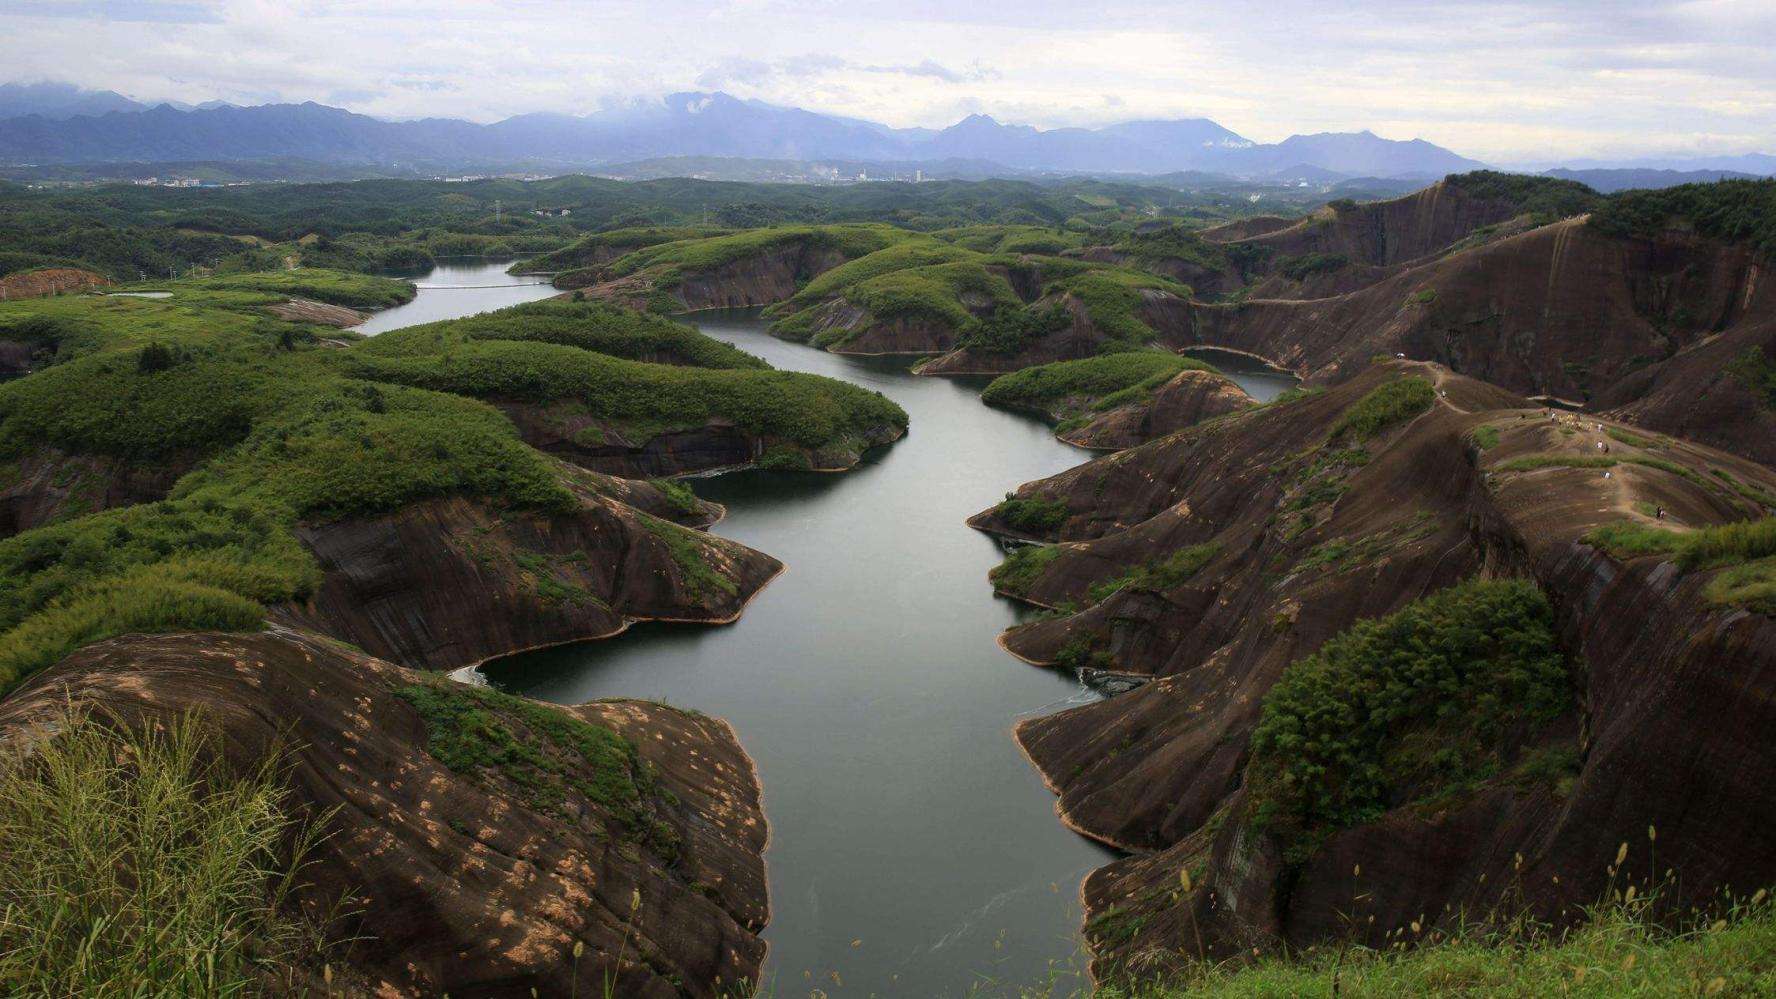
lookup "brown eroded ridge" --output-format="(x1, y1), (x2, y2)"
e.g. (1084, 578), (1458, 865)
(971, 360), (1776, 978)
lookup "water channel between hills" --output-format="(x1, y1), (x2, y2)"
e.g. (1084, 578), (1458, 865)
(355, 258), (557, 333)
(463, 303), (1297, 995)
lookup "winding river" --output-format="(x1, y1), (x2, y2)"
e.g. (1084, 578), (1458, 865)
(355, 258), (556, 334)
(484, 310), (1113, 994)
(374, 268), (1294, 994)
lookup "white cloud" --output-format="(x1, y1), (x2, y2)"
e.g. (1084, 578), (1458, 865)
(0, 0), (1770, 160)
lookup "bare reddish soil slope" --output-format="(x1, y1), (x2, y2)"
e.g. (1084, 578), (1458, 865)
(0, 627), (770, 997)
(1191, 218), (1776, 465)
(0, 267), (108, 300)
(273, 467), (781, 671)
(1059, 368), (1255, 451)
(974, 362), (1776, 977)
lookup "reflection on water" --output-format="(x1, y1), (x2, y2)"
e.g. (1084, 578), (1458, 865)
(355, 258), (557, 334)
(482, 311), (1116, 995)
(1182, 345), (1300, 403)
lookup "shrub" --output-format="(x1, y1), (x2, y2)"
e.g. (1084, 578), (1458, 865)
(1605, 426), (1661, 448)
(343, 337), (907, 453)
(989, 544), (1060, 597)
(1588, 178), (1776, 260)
(1497, 454), (1617, 472)
(1248, 578), (1572, 854)
(362, 300), (768, 370)
(955, 305), (1070, 355)
(1087, 543), (1219, 602)
(186, 268), (416, 309)
(1330, 377), (1436, 441)
(1094, 886), (1776, 997)
(1583, 522), (1685, 559)
(1277, 252), (1350, 281)
(1728, 346), (1776, 408)
(996, 495), (1069, 534)
(1469, 425), (1501, 449)
(980, 352), (1214, 416)
(1443, 170), (1603, 219)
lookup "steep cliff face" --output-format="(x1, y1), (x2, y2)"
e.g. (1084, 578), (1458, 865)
(1189, 220), (1775, 462)
(1059, 368), (1255, 450)
(0, 627), (771, 997)
(773, 296), (984, 356)
(272, 475), (781, 673)
(495, 400), (902, 477)
(1236, 181), (1532, 268)
(1600, 311), (1776, 467)
(975, 361), (1776, 977)
(917, 289), (1196, 377)
(567, 241), (854, 313)
(0, 447), (193, 537)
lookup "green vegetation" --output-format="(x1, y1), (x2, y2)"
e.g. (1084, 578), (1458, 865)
(345, 336), (905, 452)
(1498, 454), (1618, 472)
(1296, 512), (1438, 575)
(1078, 889), (1776, 998)
(781, 238), (975, 306)
(1277, 251), (1350, 281)
(178, 268), (416, 309)
(953, 304), (1071, 355)
(358, 299), (767, 369)
(1330, 377), (1436, 441)
(1595, 511), (1776, 566)
(990, 544), (1061, 598)
(745, 226), (1194, 356)
(1110, 223), (1232, 273)
(995, 495), (1070, 534)
(1469, 425), (1502, 449)
(1728, 347), (1776, 408)
(0, 711), (324, 997)
(1589, 178), (1776, 260)
(1042, 267), (1192, 351)
(1086, 543), (1220, 603)
(395, 680), (672, 849)
(648, 478), (703, 517)
(1248, 578), (1571, 856)
(1606, 426), (1662, 448)
(608, 224), (909, 285)
(1443, 170), (1604, 221)
(1583, 521), (1687, 559)
(981, 353), (1216, 420)
(1406, 288), (1438, 306)
(513, 225), (732, 275)
(640, 514), (741, 600)
(839, 258), (1022, 331)
(0, 274), (860, 695)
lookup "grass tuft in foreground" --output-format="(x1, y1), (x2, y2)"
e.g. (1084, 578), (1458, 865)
(1022, 887), (1776, 998)
(0, 710), (328, 997)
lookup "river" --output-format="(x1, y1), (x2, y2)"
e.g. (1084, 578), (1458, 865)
(472, 310), (1295, 995)
(355, 258), (557, 334)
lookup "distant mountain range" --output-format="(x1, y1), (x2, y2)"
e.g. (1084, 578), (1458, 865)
(0, 86), (1487, 179)
(3, 83), (1771, 188)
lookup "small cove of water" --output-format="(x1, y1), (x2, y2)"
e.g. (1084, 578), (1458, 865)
(355, 258), (557, 334)
(1181, 345), (1299, 403)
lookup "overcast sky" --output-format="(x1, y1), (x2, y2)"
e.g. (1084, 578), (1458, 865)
(2, 0), (1773, 163)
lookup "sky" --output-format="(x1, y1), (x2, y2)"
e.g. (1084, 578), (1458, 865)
(1, 0), (1773, 163)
